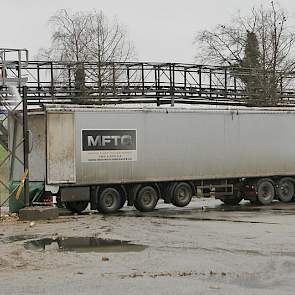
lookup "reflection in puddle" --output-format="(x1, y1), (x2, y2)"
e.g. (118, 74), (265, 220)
(24, 237), (147, 253)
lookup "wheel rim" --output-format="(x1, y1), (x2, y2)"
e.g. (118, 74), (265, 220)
(262, 185), (272, 199)
(100, 188), (120, 210)
(278, 179), (294, 202)
(257, 181), (274, 204)
(135, 186), (158, 211)
(104, 193), (114, 207)
(175, 186), (190, 202)
(141, 189), (155, 207)
(171, 183), (192, 207)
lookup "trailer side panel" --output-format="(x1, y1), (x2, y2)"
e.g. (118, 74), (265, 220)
(66, 108), (295, 185)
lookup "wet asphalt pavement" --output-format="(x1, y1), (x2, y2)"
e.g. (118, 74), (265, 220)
(1, 198), (295, 294)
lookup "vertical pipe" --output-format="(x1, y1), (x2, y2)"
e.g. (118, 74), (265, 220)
(9, 117), (18, 180)
(22, 86), (30, 207)
(17, 50), (22, 90)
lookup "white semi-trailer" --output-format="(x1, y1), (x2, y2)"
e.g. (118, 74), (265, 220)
(10, 105), (295, 213)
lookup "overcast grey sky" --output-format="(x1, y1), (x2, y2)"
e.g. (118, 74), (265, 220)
(2, 0), (295, 63)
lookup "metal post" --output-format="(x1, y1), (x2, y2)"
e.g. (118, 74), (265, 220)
(127, 66), (130, 91)
(156, 66), (160, 106)
(234, 76), (237, 100)
(280, 76), (283, 100)
(37, 64), (41, 99)
(209, 69), (212, 99)
(169, 64), (175, 106)
(17, 50), (22, 90)
(68, 65), (71, 97)
(198, 67), (202, 97)
(224, 68), (228, 99)
(141, 63), (145, 96)
(22, 86), (30, 207)
(112, 63), (116, 96)
(50, 62), (54, 98)
(184, 67), (187, 97)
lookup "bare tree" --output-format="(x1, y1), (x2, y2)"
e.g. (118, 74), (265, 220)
(39, 9), (136, 97)
(195, 2), (295, 104)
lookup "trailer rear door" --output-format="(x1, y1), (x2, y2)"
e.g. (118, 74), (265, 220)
(47, 112), (76, 184)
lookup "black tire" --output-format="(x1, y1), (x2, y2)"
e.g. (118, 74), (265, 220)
(257, 179), (275, 205)
(219, 193), (243, 205)
(97, 187), (122, 214)
(64, 201), (88, 213)
(56, 196), (64, 209)
(249, 198), (259, 205)
(119, 195), (127, 209)
(134, 185), (158, 212)
(277, 178), (295, 203)
(171, 182), (193, 207)
(114, 186), (127, 209)
(163, 183), (177, 203)
(64, 202), (72, 211)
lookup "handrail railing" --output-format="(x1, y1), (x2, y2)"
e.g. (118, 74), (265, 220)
(0, 50), (295, 106)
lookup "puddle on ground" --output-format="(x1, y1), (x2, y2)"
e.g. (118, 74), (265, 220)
(24, 237), (147, 253)
(215, 205), (262, 212)
(1, 234), (38, 244)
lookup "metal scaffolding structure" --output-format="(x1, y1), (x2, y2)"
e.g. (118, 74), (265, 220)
(0, 50), (294, 107)
(0, 48), (28, 214)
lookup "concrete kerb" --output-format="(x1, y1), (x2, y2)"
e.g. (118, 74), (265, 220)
(19, 206), (59, 221)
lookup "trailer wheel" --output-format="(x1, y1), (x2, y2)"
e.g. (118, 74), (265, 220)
(97, 187), (122, 214)
(134, 185), (158, 212)
(163, 183), (177, 203)
(257, 179), (275, 205)
(219, 194), (243, 205)
(64, 201), (88, 214)
(219, 190), (243, 205)
(116, 186), (127, 209)
(119, 195), (127, 209)
(171, 182), (193, 207)
(249, 198), (259, 205)
(277, 178), (295, 203)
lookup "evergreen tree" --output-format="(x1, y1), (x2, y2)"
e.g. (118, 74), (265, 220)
(240, 31), (262, 104)
(230, 31), (263, 105)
